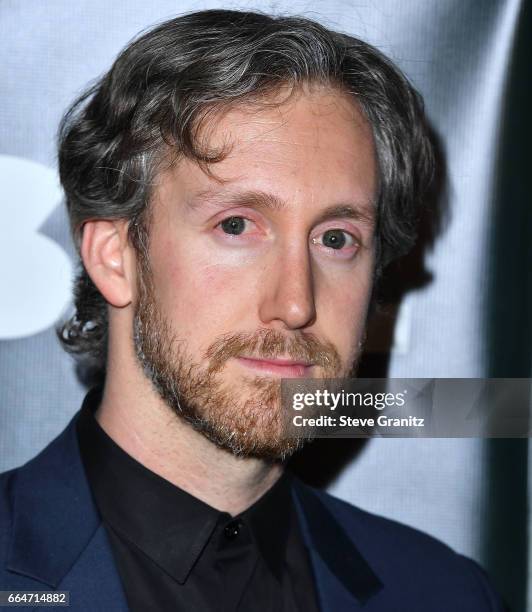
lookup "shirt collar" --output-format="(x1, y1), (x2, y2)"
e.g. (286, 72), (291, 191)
(76, 386), (292, 584)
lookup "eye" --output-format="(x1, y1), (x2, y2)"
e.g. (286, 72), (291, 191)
(219, 216), (248, 235)
(314, 229), (356, 250)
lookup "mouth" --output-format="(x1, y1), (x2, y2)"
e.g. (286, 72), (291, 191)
(235, 356), (313, 378)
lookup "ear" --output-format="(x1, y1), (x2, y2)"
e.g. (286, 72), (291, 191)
(80, 219), (136, 308)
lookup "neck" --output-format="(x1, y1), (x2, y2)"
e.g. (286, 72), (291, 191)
(96, 351), (283, 516)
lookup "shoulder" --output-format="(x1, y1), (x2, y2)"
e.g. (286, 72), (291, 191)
(0, 467), (15, 528)
(301, 484), (505, 611)
(0, 414), (95, 590)
(0, 468), (19, 587)
(316, 486), (465, 560)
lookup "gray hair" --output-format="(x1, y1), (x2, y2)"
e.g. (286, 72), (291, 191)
(57, 9), (434, 373)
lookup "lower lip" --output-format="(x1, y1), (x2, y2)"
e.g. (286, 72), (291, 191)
(236, 357), (312, 378)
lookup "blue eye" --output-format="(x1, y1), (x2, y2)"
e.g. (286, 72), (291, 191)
(322, 229), (346, 249)
(220, 216), (246, 235)
(314, 229), (355, 250)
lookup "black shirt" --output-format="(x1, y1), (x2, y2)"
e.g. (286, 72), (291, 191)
(76, 388), (320, 612)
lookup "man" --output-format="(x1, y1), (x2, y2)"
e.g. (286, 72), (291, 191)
(0, 9), (503, 611)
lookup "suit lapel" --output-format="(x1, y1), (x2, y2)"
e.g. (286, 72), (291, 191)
(57, 523), (128, 611)
(6, 412), (129, 610)
(292, 479), (383, 610)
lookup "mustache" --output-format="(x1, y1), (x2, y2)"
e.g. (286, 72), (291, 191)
(204, 328), (341, 376)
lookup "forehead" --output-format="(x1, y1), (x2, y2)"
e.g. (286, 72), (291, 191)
(156, 84), (377, 218)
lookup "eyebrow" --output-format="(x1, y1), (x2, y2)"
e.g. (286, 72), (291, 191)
(187, 188), (376, 227)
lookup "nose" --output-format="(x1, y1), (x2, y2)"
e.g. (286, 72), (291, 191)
(258, 241), (317, 330)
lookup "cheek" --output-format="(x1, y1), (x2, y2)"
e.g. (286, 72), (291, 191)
(152, 252), (259, 341)
(318, 274), (373, 357)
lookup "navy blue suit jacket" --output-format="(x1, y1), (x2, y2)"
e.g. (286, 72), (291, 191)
(0, 411), (504, 611)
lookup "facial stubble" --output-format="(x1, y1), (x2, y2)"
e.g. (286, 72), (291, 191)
(132, 257), (358, 462)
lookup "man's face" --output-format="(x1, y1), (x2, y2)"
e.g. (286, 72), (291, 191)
(133, 85), (377, 461)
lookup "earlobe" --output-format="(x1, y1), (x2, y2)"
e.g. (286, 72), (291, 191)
(80, 219), (134, 308)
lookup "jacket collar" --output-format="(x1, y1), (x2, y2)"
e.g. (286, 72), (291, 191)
(292, 480), (383, 610)
(6, 408), (382, 608)
(7, 411), (99, 587)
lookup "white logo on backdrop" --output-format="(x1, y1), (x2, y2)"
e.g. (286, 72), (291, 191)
(0, 155), (72, 339)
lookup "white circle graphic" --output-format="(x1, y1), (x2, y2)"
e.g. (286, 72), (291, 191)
(0, 155), (72, 339)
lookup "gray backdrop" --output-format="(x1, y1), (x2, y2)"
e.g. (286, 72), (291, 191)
(0, 1), (529, 610)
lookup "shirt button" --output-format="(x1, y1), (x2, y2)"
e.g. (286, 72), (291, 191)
(224, 519), (242, 540)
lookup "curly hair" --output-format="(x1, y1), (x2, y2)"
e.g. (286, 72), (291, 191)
(57, 8), (434, 374)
